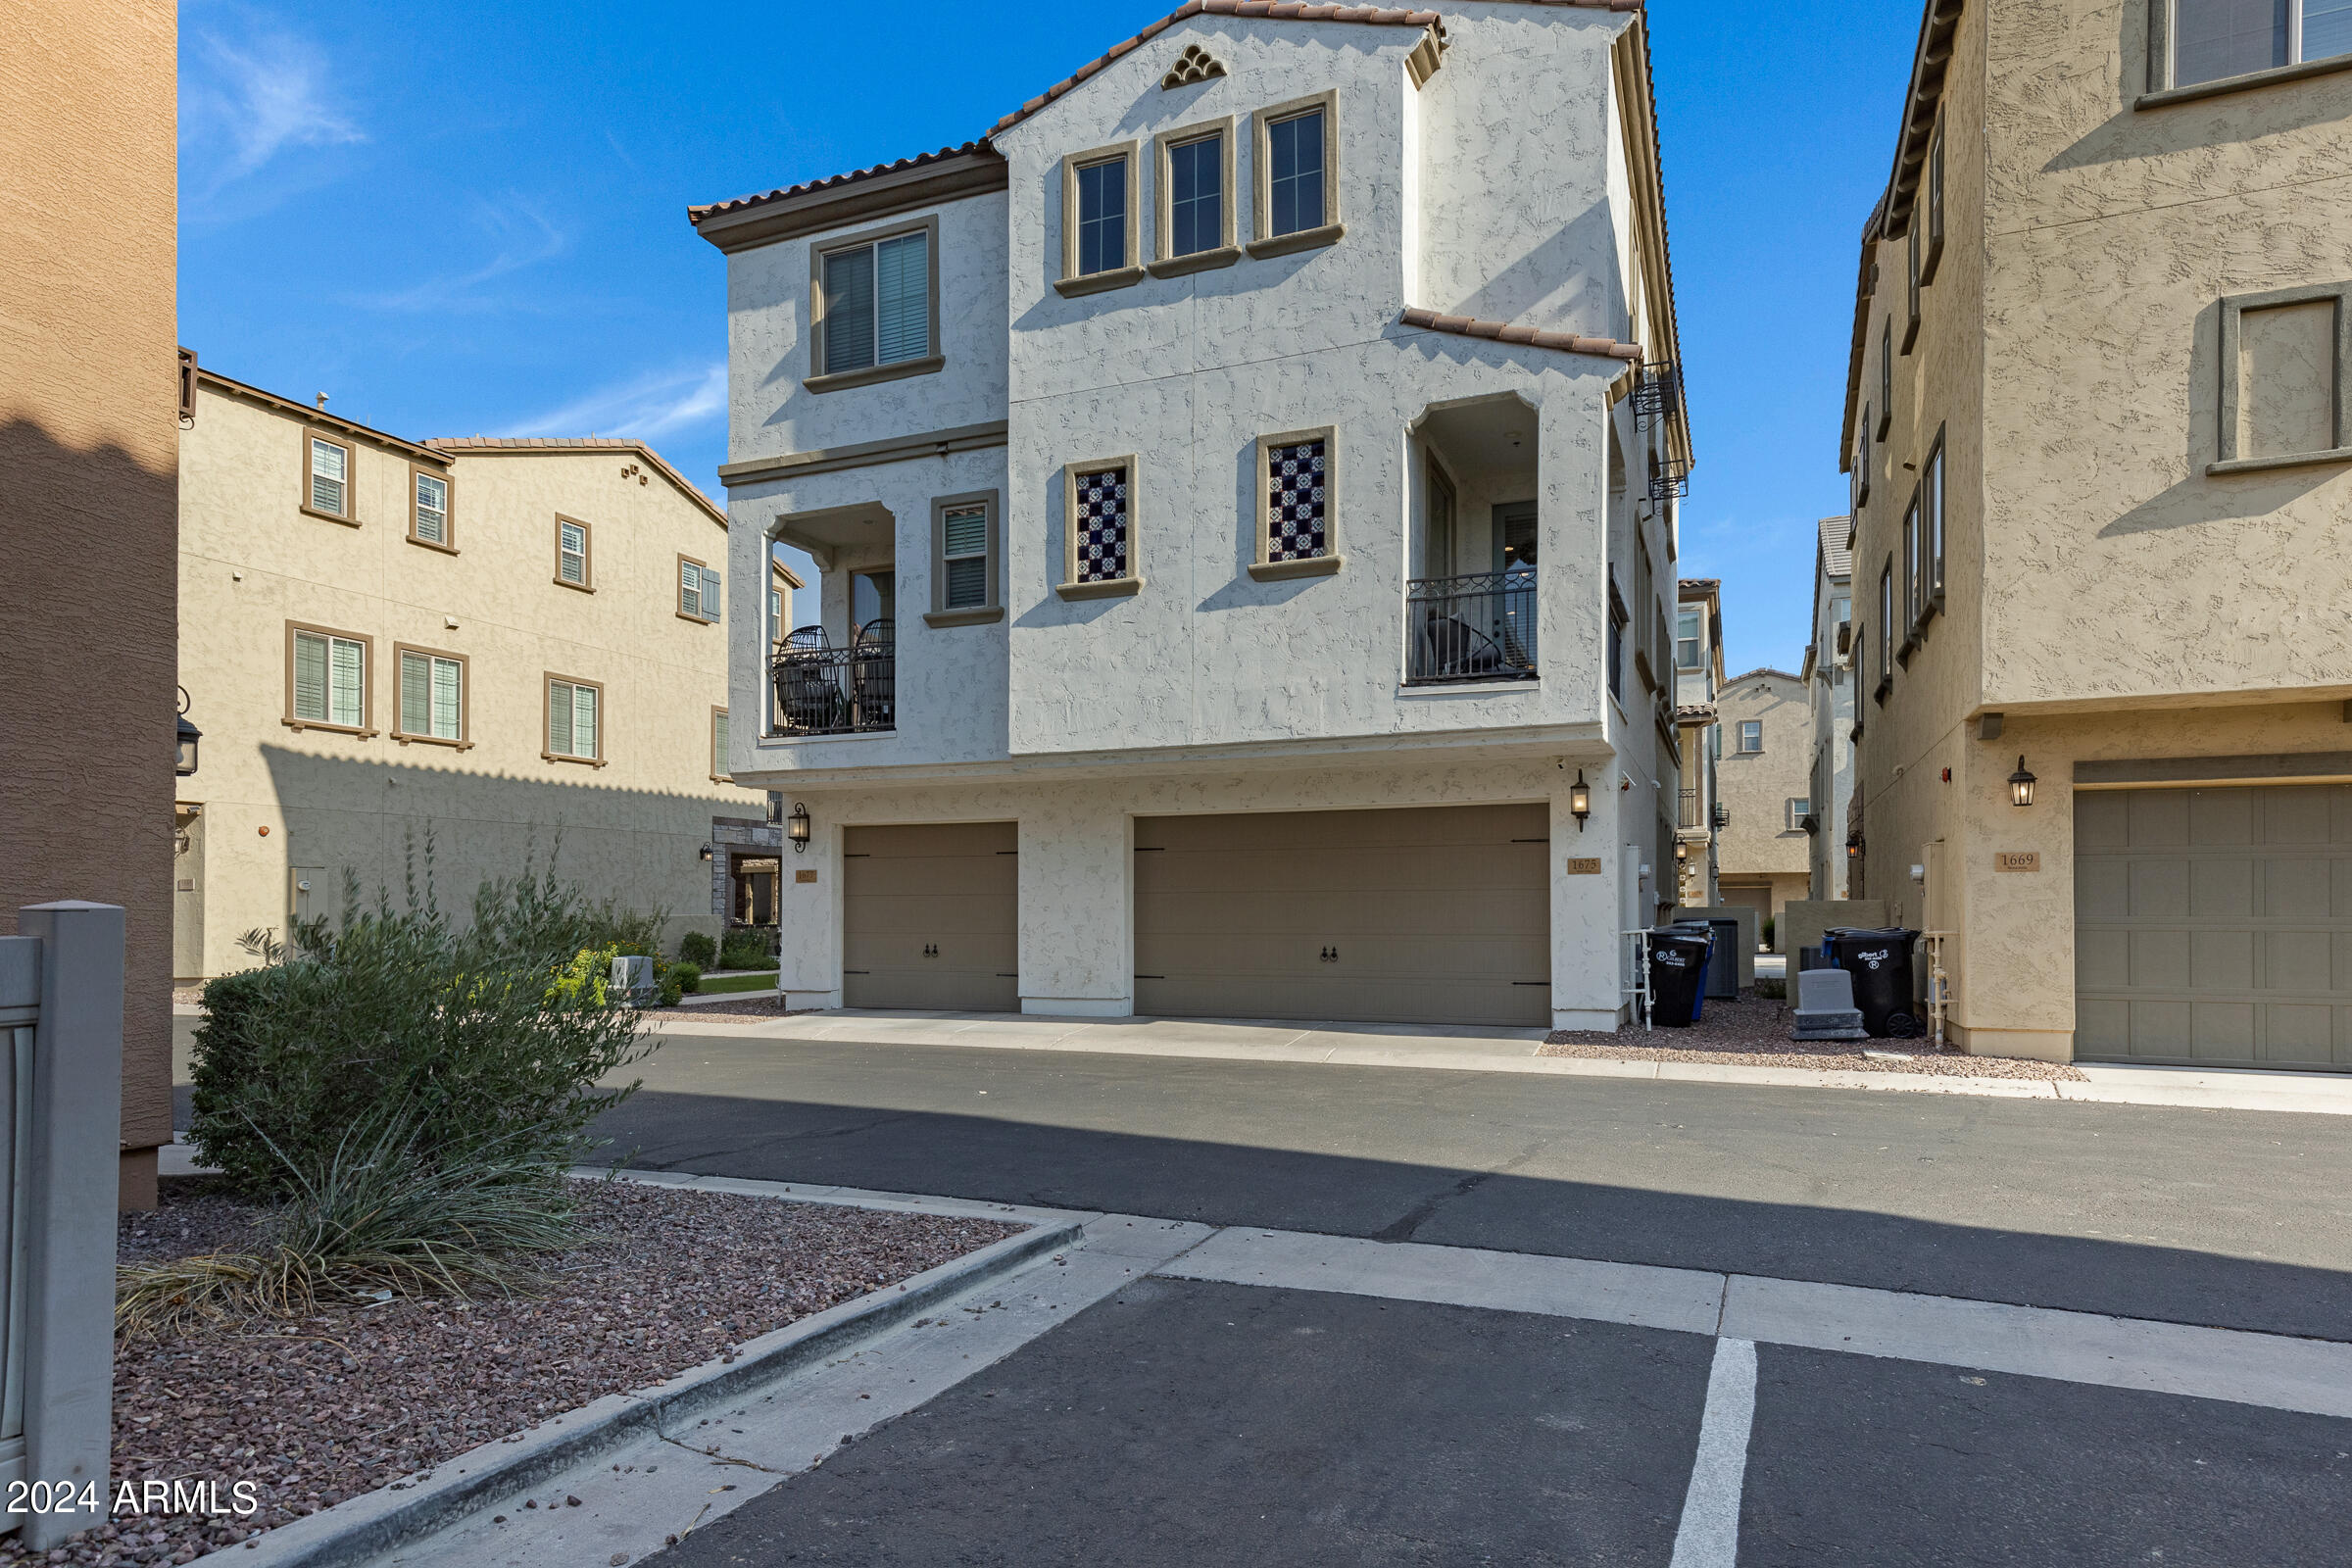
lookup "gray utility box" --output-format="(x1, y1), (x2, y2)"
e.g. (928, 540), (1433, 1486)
(611, 955), (657, 1006)
(1791, 966), (1868, 1041)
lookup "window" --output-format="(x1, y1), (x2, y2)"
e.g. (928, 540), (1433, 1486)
(1787, 797), (1812, 832)
(1877, 561), (1894, 696)
(769, 583), (786, 641)
(711, 707), (731, 782)
(810, 218), (938, 386)
(1739, 720), (1763, 754)
(1250, 428), (1339, 579)
(393, 646), (466, 746)
(679, 556), (721, 622)
(286, 623), (370, 734)
(1879, 321), (1893, 438)
(926, 490), (1003, 624)
(1152, 121), (1237, 272)
(1903, 216), (1923, 352)
(1921, 121), (1945, 284)
(410, 468), (452, 549)
(556, 516), (592, 590)
(1056, 144), (1140, 294)
(1607, 601), (1626, 703)
(1676, 609), (1702, 670)
(1250, 92), (1341, 255)
(1060, 459), (1141, 598)
(1902, 489), (1922, 638)
(546, 675), (603, 763)
(2214, 282), (2352, 473)
(306, 434), (353, 520)
(1924, 428), (1946, 611)
(2165, 0), (2352, 91)
(1854, 415), (1872, 508)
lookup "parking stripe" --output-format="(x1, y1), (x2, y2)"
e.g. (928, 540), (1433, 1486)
(1669, 1338), (1757, 1568)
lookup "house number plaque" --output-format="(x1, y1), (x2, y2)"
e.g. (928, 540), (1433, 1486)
(1994, 852), (2040, 873)
(795, 869), (818, 884)
(1564, 858), (1603, 875)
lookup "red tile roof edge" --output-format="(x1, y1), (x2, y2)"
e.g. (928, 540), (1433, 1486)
(422, 437), (727, 528)
(689, 141), (997, 223)
(1399, 306), (1642, 362)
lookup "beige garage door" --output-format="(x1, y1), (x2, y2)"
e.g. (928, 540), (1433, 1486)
(2075, 784), (2352, 1070)
(843, 822), (1018, 1011)
(1134, 805), (1550, 1027)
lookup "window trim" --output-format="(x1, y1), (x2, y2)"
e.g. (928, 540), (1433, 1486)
(1250, 425), (1343, 580)
(2142, 0), (2352, 106)
(1902, 217), (1923, 353)
(807, 214), (946, 391)
(1854, 415), (1873, 508)
(301, 430), (358, 525)
(1738, 719), (1763, 754)
(1675, 607), (1703, 672)
(1058, 455), (1144, 599)
(282, 620), (376, 737)
(677, 553), (719, 623)
(710, 705), (732, 783)
(389, 642), (471, 750)
(407, 465), (456, 553)
(543, 671), (608, 766)
(1900, 486), (1923, 654)
(2212, 280), (2352, 473)
(1925, 424), (1947, 612)
(1921, 119), (1945, 284)
(923, 488), (1004, 626)
(555, 514), (594, 592)
(1787, 796), (1812, 833)
(1149, 118), (1240, 277)
(1876, 560), (1894, 702)
(1055, 140), (1144, 297)
(1878, 321), (1893, 439)
(1248, 90), (1344, 258)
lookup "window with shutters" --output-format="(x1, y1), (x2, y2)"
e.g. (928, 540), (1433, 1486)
(678, 555), (721, 622)
(2213, 282), (2352, 473)
(1055, 142), (1141, 295)
(305, 434), (355, 521)
(710, 707), (732, 782)
(1058, 458), (1141, 599)
(410, 468), (454, 550)
(925, 490), (1002, 625)
(393, 645), (467, 747)
(285, 623), (372, 735)
(556, 516), (592, 591)
(1250, 427), (1340, 580)
(1152, 122), (1235, 273)
(809, 217), (940, 389)
(545, 674), (604, 764)
(1250, 91), (1341, 256)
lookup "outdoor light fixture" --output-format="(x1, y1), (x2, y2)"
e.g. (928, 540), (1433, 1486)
(1569, 770), (1592, 830)
(698, 843), (714, 862)
(1675, 841), (1689, 863)
(2008, 756), (2037, 808)
(787, 802), (812, 854)
(174, 686), (201, 778)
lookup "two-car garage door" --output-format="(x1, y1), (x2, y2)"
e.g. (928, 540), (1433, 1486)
(2075, 784), (2352, 1070)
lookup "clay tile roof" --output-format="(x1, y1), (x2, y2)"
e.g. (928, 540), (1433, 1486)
(1727, 666), (1801, 686)
(1817, 515), (1853, 579)
(1675, 703), (1719, 724)
(688, 141), (997, 224)
(1397, 307), (1642, 362)
(1677, 577), (1720, 592)
(422, 436), (726, 528)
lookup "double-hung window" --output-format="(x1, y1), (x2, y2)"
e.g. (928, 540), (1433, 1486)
(1877, 562), (1895, 696)
(711, 707), (731, 782)
(1788, 797), (1812, 831)
(1077, 160), (1127, 273)
(679, 556), (721, 622)
(927, 490), (1003, 623)
(1250, 93), (1340, 254)
(1924, 429), (1946, 613)
(1739, 720), (1763, 754)
(1675, 610), (1702, 671)
(395, 647), (466, 745)
(2164, 0), (2352, 91)
(1901, 487), (1926, 641)
(1153, 121), (1236, 272)
(1060, 459), (1140, 597)
(546, 675), (602, 763)
(813, 220), (936, 382)
(1057, 145), (1139, 293)
(1879, 323), (1893, 437)
(557, 516), (591, 589)
(289, 624), (369, 733)
(1904, 216), (1924, 352)
(411, 469), (451, 548)
(307, 435), (353, 519)
(1854, 416), (1873, 508)
(1921, 121), (1945, 283)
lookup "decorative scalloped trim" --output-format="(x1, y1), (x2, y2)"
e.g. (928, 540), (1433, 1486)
(1162, 42), (1228, 87)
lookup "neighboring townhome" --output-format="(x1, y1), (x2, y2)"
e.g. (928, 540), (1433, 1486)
(1839, 0), (2352, 1069)
(1801, 515), (1857, 900)
(694, 0), (1693, 1029)
(1672, 579), (1724, 908)
(1714, 668), (1813, 946)
(173, 367), (794, 979)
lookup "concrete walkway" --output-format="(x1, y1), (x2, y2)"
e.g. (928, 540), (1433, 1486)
(643, 1006), (2352, 1117)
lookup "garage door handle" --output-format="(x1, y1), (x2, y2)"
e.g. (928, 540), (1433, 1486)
(1319, 947), (1339, 963)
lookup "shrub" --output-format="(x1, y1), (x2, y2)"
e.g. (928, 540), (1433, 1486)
(677, 930), (717, 967)
(672, 960), (702, 995)
(717, 929), (781, 972)
(1762, 916), (1778, 952)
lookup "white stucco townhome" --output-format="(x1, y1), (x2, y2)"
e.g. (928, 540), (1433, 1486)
(690, 0), (1693, 1030)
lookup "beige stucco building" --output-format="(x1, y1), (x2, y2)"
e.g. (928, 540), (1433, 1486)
(1801, 516), (1856, 902)
(1672, 579), (1724, 908)
(174, 367), (789, 977)
(1841, 0), (2352, 1068)
(1714, 667), (1811, 943)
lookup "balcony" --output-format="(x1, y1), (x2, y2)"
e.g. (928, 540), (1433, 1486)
(1404, 570), (1538, 685)
(771, 625), (894, 736)
(1679, 788), (1702, 829)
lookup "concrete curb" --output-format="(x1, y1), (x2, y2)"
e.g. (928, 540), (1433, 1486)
(196, 1210), (1079, 1568)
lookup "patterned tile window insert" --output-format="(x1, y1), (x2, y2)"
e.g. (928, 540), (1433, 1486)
(1073, 466), (1131, 582)
(1265, 438), (1329, 563)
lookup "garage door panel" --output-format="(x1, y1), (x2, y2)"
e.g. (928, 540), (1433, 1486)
(2262, 1004), (2334, 1064)
(2262, 786), (2332, 845)
(2076, 859), (2131, 920)
(2128, 859), (2190, 917)
(2075, 997), (2131, 1054)
(843, 822), (1018, 1012)
(2129, 790), (2191, 846)
(2075, 928), (2131, 989)
(2189, 788), (2255, 846)
(1138, 930), (1544, 982)
(2188, 858), (2253, 918)
(845, 858), (1016, 899)
(1135, 844), (1544, 896)
(2263, 858), (2331, 919)
(1135, 974), (1549, 1028)
(2075, 792), (2132, 850)
(844, 893), (1017, 937)
(2129, 928), (2188, 989)
(1137, 805), (1544, 854)
(2189, 928), (2253, 991)
(2191, 1003), (2257, 1058)
(2129, 1000), (2192, 1055)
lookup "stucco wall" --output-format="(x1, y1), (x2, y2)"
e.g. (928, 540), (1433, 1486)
(179, 384), (765, 977)
(1716, 672), (1812, 878)
(0, 0), (179, 1203)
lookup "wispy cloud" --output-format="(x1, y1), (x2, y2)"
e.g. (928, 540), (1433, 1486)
(502, 364), (727, 443)
(179, 10), (364, 205)
(356, 197), (571, 314)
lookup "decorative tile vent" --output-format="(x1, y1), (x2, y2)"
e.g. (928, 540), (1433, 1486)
(1266, 439), (1329, 563)
(1074, 466), (1131, 582)
(1162, 43), (1227, 88)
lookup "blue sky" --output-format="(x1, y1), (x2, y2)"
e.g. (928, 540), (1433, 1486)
(178, 0), (1919, 676)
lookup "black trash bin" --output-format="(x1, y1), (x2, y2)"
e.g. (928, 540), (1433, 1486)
(1824, 927), (1923, 1038)
(1647, 929), (1713, 1028)
(1705, 918), (1741, 1000)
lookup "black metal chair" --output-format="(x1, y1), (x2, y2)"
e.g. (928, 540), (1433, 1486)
(774, 626), (844, 731)
(1421, 614), (1508, 680)
(852, 618), (895, 731)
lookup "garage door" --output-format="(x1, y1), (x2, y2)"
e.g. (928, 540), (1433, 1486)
(843, 822), (1018, 1010)
(1134, 805), (1550, 1027)
(2075, 785), (2352, 1069)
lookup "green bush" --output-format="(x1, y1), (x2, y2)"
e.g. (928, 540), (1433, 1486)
(717, 929), (781, 972)
(188, 860), (661, 1201)
(677, 930), (717, 967)
(1762, 916), (1777, 952)
(672, 960), (702, 995)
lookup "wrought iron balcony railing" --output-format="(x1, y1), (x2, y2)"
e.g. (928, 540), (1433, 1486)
(1679, 788), (1703, 829)
(1404, 570), (1538, 685)
(771, 632), (894, 735)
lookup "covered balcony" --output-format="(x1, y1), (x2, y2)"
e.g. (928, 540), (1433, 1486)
(768, 502), (898, 736)
(1404, 395), (1539, 686)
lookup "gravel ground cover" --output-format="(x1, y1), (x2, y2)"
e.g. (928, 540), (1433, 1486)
(11, 1180), (1019, 1567)
(644, 994), (816, 1025)
(1543, 993), (2085, 1081)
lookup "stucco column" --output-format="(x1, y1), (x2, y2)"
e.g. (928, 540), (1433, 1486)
(1551, 760), (1623, 1031)
(775, 796), (843, 1008)
(1018, 802), (1132, 1017)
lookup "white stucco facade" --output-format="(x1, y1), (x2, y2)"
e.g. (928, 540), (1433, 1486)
(697, 2), (1691, 1030)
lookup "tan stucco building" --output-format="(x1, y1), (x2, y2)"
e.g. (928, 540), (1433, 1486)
(1841, 0), (2352, 1068)
(1, 1), (179, 1205)
(1714, 668), (1812, 943)
(175, 367), (790, 978)
(1672, 579), (1725, 908)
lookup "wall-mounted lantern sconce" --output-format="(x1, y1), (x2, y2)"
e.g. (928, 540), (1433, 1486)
(787, 802), (812, 854)
(1711, 802), (1730, 830)
(1569, 770), (1592, 830)
(2008, 756), (2037, 808)
(698, 843), (714, 862)
(1675, 841), (1689, 863)
(175, 685), (202, 779)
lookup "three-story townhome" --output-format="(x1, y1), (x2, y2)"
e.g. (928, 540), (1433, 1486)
(694, 0), (1692, 1029)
